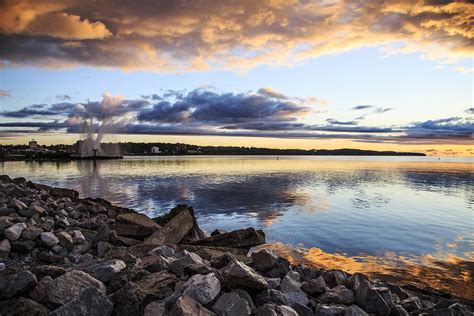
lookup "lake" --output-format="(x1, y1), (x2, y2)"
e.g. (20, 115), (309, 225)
(2, 156), (473, 298)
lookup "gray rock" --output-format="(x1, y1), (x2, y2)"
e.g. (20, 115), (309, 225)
(31, 276), (53, 303)
(11, 240), (35, 254)
(10, 297), (49, 316)
(149, 244), (175, 257)
(190, 227), (265, 249)
(400, 296), (422, 312)
(182, 272), (221, 305)
(31, 205), (47, 216)
(266, 277), (281, 290)
(32, 265), (67, 279)
(354, 279), (391, 315)
(170, 295), (216, 316)
(83, 259), (126, 282)
(344, 305), (368, 316)
(320, 285), (355, 305)
(109, 282), (146, 316)
(93, 223), (110, 242)
(5, 223), (27, 241)
(211, 252), (236, 269)
(40, 231), (59, 247)
(117, 212), (161, 231)
(140, 255), (172, 272)
(265, 257), (291, 279)
(390, 305), (409, 316)
(302, 276), (327, 296)
(146, 207), (195, 245)
(21, 226), (43, 240)
(316, 304), (347, 316)
(50, 287), (113, 316)
(251, 249), (278, 271)
(256, 303), (298, 316)
(324, 270), (349, 288)
(56, 231), (74, 250)
(45, 270), (106, 306)
(144, 301), (167, 316)
(256, 289), (290, 306)
(169, 250), (205, 276)
(221, 259), (268, 292)
(97, 240), (113, 256)
(0, 239), (11, 259)
(135, 270), (178, 300)
(0, 270), (37, 299)
(280, 271), (308, 306)
(213, 292), (251, 315)
(72, 230), (86, 244)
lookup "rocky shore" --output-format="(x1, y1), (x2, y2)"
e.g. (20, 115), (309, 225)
(0, 175), (472, 316)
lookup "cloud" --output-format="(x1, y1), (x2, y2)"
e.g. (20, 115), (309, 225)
(0, 90), (11, 98)
(352, 105), (374, 110)
(326, 118), (358, 125)
(56, 94), (72, 101)
(0, 0), (471, 71)
(374, 107), (393, 113)
(466, 108), (474, 114)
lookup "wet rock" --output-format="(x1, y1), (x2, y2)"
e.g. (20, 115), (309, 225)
(280, 271), (308, 306)
(82, 259), (127, 283)
(190, 227), (265, 249)
(316, 304), (347, 316)
(56, 231), (74, 250)
(40, 231), (59, 247)
(251, 249), (278, 272)
(50, 287), (113, 316)
(0, 270), (37, 299)
(213, 292), (252, 316)
(169, 250), (206, 277)
(344, 305), (369, 316)
(117, 212), (161, 231)
(109, 282), (146, 316)
(256, 303), (298, 316)
(44, 270), (106, 306)
(5, 223), (27, 241)
(320, 285), (355, 305)
(149, 244), (175, 257)
(255, 289), (290, 306)
(170, 295), (216, 316)
(144, 301), (166, 316)
(400, 296), (422, 312)
(221, 259), (268, 292)
(21, 226), (43, 240)
(182, 272), (221, 305)
(9, 297), (49, 316)
(0, 238), (11, 259)
(135, 270), (178, 300)
(302, 276), (327, 296)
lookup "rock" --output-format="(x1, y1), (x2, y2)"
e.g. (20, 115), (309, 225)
(280, 271), (308, 306)
(0, 270), (37, 299)
(190, 227), (265, 249)
(45, 270), (106, 306)
(97, 240), (113, 256)
(93, 223), (110, 242)
(256, 303), (298, 316)
(316, 304), (347, 316)
(182, 273), (221, 305)
(144, 301), (166, 316)
(82, 259), (126, 282)
(21, 226), (43, 240)
(320, 285), (355, 305)
(112, 223), (153, 238)
(40, 231), (59, 247)
(56, 231), (74, 250)
(221, 259), (268, 292)
(5, 223), (27, 241)
(140, 255), (172, 272)
(32, 265), (67, 279)
(302, 276), (327, 295)
(50, 187), (79, 199)
(324, 270), (349, 288)
(149, 244), (175, 257)
(265, 277), (281, 289)
(135, 270), (178, 300)
(344, 305), (368, 316)
(400, 296), (422, 312)
(9, 297), (49, 316)
(211, 229), (226, 236)
(0, 207), (13, 216)
(10, 240), (35, 254)
(146, 207), (195, 245)
(72, 229), (86, 244)
(10, 198), (27, 211)
(117, 212), (161, 231)
(50, 287), (113, 316)
(31, 205), (47, 216)
(109, 282), (146, 316)
(31, 276), (53, 303)
(211, 252), (236, 269)
(255, 289), (290, 306)
(169, 250), (206, 277)
(251, 249), (278, 272)
(170, 295), (216, 316)
(290, 303), (313, 316)
(354, 279), (391, 315)
(265, 257), (291, 278)
(213, 292), (252, 316)
(390, 305), (409, 316)
(0, 238), (11, 259)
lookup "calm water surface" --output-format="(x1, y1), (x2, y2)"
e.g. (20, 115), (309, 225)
(2, 156), (473, 296)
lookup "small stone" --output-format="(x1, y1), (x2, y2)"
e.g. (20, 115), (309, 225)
(182, 273), (221, 305)
(72, 230), (86, 244)
(256, 289), (290, 306)
(56, 231), (74, 250)
(213, 292), (251, 316)
(31, 205), (47, 216)
(401, 296), (422, 312)
(40, 231), (60, 247)
(5, 223), (27, 241)
(256, 303), (298, 316)
(251, 249), (278, 272)
(316, 304), (347, 316)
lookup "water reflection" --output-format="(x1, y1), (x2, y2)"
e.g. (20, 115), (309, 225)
(2, 156), (473, 291)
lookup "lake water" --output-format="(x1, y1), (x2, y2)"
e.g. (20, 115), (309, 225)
(2, 156), (473, 297)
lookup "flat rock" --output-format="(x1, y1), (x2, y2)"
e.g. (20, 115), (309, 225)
(190, 227), (265, 249)
(213, 292), (251, 316)
(5, 223), (27, 241)
(146, 208), (194, 245)
(50, 287), (113, 316)
(45, 270), (106, 306)
(182, 272), (221, 305)
(221, 259), (268, 293)
(0, 270), (37, 299)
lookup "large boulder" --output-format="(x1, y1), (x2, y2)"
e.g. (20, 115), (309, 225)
(213, 292), (252, 316)
(182, 273), (221, 305)
(50, 287), (113, 316)
(221, 259), (268, 293)
(146, 206), (195, 245)
(44, 270), (106, 306)
(0, 270), (37, 299)
(190, 227), (265, 249)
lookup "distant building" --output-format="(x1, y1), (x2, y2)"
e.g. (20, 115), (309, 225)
(151, 146), (161, 154)
(29, 139), (38, 150)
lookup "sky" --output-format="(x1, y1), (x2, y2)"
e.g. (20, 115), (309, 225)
(0, 0), (472, 156)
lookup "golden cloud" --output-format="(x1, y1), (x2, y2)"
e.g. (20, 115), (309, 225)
(0, 0), (472, 71)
